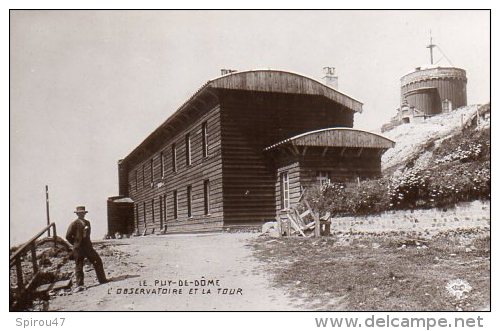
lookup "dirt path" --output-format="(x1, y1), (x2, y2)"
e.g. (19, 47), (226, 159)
(48, 233), (306, 311)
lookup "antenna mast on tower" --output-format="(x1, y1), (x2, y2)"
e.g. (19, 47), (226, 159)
(426, 30), (437, 65)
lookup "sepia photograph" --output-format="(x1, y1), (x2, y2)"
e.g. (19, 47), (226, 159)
(9, 9), (490, 314)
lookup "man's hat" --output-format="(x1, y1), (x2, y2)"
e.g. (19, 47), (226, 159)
(74, 206), (88, 214)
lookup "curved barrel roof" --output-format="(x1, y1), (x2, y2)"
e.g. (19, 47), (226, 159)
(264, 128), (395, 151)
(209, 70), (363, 112)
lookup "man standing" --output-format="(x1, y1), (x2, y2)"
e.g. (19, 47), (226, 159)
(66, 206), (107, 287)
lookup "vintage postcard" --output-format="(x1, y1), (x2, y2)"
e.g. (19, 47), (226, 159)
(9, 10), (490, 315)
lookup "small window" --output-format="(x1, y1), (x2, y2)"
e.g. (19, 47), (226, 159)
(142, 164), (146, 188)
(151, 198), (155, 224)
(150, 159), (154, 184)
(317, 171), (330, 186)
(160, 151), (165, 178)
(173, 190), (178, 220)
(204, 179), (210, 215)
(134, 203), (139, 229)
(202, 122), (209, 158)
(163, 194), (167, 224)
(185, 133), (191, 166)
(172, 144), (177, 172)
(135, 169), (138, 191)
(280, 172), (290, 210)
(159, 197), (163, 229)
(187, 185), (192, 217)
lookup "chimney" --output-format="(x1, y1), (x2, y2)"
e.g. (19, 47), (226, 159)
(221, 69), (237, 76)
(322, 67), (338, 89)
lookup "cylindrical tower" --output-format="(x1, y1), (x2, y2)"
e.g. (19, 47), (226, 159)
(400, 67), (467, 116)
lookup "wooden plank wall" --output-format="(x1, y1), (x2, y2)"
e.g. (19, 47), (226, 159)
(219, 90), (354, 226)
(127, 106), (224, 234)
(272, 147), (384, 218)
(299, 148), (383, 187)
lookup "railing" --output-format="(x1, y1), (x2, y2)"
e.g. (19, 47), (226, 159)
(9, 222), (58, 299)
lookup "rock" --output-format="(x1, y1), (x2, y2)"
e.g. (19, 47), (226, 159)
(262, 221), (280, 237)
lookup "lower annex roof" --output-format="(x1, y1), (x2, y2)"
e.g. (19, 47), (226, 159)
(263, 128), (395, 151)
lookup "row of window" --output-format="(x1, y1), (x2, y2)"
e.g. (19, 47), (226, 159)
(133, 121), (210, 190)
(135, 179), (211, 226)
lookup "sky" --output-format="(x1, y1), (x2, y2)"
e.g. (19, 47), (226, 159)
(9, 10), (490, 245)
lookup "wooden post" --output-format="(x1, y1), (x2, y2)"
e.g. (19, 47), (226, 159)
(45, 185), (51, 237)
(303, 199), (321, 237)
(52, 224), (57, 248)
(30, 245), (38, 275)
(16, 259), (24, 294)
(313, 212), (321, 237)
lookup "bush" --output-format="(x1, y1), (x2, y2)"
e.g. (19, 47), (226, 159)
(303, 177), (391, 217)
(302, 160), (490, 217)
(433, 128), (490, 164)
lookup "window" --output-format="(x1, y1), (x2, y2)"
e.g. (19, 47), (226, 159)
(280, 172), (290, 210)
(317, 171), (330, 186)
(172, 144), (177, 172)
(202, 121), (209, 158)
(151, 198), (155, 225)
(173, 190), (178, 220)
(204, 179), (210, 215)
(134, 203), (138, 229)
(163, 194), (167, 225)
(135, 169), (138, 191)
(150, 159), (154, 184)
(187, 185), (192, 217)
(160, 151), (165, 178)
(185, 133), (191, 166)
(442, 99), (452, 113)
(142, 164), (146, 188)
(159, 197), (163, 229)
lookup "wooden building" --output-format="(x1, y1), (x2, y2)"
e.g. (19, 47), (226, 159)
(107, 70), (394, 235)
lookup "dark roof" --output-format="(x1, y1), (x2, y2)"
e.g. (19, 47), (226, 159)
(123, 70), (364, 164)
(210, 70), (363, 112)
(263, 128), (395, 151)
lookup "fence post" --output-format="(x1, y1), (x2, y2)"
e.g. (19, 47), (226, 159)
(30, 245), (38, 275)
(52, 224), (57, 248)
(15, 259), (24, 295)
(313, 212), (321, 237)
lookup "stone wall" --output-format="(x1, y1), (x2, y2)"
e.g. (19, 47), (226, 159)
(331, 200), (490, 234)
